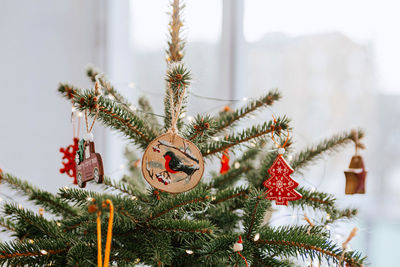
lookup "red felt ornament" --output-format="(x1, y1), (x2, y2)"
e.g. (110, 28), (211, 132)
(60, 137), (79, 184)
(220, 149), (230, 174)
(263, 124), (302, 205)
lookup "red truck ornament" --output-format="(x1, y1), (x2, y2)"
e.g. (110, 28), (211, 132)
(75, 140), (104, 188)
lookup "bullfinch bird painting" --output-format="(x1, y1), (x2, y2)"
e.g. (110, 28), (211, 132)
(163, 151), (199, 184)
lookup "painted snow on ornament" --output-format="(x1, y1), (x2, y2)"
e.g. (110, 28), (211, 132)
(141, 133), (204, 193)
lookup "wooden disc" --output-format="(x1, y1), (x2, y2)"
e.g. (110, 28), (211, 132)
(141, 133), (204, 193)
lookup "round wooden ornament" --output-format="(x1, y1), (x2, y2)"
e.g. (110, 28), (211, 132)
(141, 132), (204, 193)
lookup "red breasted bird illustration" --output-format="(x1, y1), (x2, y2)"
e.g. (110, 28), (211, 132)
(163, 151), (199, 183)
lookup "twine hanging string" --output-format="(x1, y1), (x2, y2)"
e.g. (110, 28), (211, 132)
(167, 81), (187, 134)
(85, 81), (101, 135)
(89, 199), (114, 267)
(339, 227), (358, 266)
(270, 116), (290, 149)
(304, 214), (320, 267)
(351, 129), (365, 155)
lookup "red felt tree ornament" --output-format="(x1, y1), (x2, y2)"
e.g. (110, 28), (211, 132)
(220, 149), (230, 174)
(263, 124), (302, 205)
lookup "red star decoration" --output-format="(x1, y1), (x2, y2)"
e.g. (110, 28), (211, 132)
(263, 155), (302, 205)
(59, 138), (79, 184)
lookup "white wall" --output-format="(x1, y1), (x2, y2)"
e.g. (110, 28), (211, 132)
(0, 0), (106, 193)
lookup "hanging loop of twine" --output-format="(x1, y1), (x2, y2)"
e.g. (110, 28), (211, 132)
(85, 81), (101, 134)
(270, 116), (290, 149)
(351, 129), (365, 155)
(167, 81), (186, 135)
(339, 227), (358, 266)
(89, 199), (114, 267)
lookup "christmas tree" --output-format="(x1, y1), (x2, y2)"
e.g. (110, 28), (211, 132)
(0, 1), (366, 266)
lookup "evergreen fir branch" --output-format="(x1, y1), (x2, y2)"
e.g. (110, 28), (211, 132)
(291, 187), (336, 213)
(253, 253), (295, 267)
(326, 208), (358, 224)
(0, 217), (16, 233)
(103, 176), (149, 203)
(289, 188), (358, 223)
(201, 116), (290, 157)
(0, 238), (68, 266)
(4, 204), (62, 239)
(148, 187), (210, 221)
(73, 89), (159, 148)
(58, 187), (101, 207)
(290, 129), (365, 172)
(59, 188), (143, 224)
(88, 68), (162, 133)
(58, 83), (79, 101)
(208, 165), (250, 189)
(254, 225), (365, 266)
(149, 219), (214, 234)
(164, 63), (191, 131)
(211, 186), (250, 205)
(166, 0), (185, 62)
(183, 114), (215, 144)
(243, 189), (271, 240)
(195, 234), (237, 265)
(212, 90), (281, 135)
(2, 173), (77, 217)
(86, 66), (132, 108)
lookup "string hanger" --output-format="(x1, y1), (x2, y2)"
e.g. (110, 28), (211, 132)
(88, 199), (114, 267)
(270, 116), (290, 155)
(84, 81), (101, 141)
(351, 129), (365, 155)
(71, 103), (81, 139)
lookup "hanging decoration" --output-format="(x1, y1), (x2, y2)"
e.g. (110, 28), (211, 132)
(59, 102), (81, 184)
(263, 121), (302, 205)
(219, 149), (230, 174)
(75, 81), (104, 188)
(88, 199), (114, 267)
(233, 236), (248, 267)
(344, 130), (367, 194)
(141, 70), (204, 193)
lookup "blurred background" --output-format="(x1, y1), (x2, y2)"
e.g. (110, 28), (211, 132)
(1, 0), (399, 265)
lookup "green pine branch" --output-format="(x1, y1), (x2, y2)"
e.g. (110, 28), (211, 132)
(149, 219), (214, 235)
(0, 217), (16, 233)
(71, 88), (159, 148)
(201, 116), (290, 157)
(164, 63), (191, 131)
(254, 225), (365, 266)
(290, 129), (364, 172)
(148, 186), (210, 222)
(211, 90), (281, 135)
(243, 189), (271, 241)
(86, 66), (133, 110)
(0, 238), (69, 266)
(102, 176), (148, 202)
(2, 173), (77, 217)
(4, 204), (62, 239)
